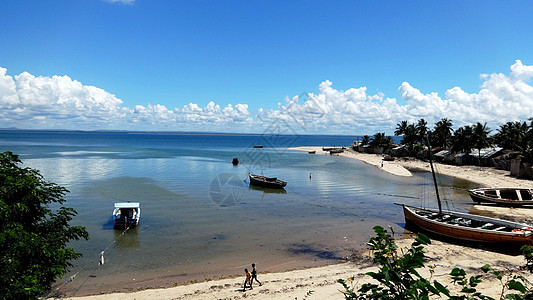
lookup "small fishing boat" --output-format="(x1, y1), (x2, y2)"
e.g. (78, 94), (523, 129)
(248, 173), (287, 189)
(253, 145), (264, 148)
(383, 155), (395, 161)
(469, 187), (533, 206)
(113, 202), (141, 229)
(329, 148), (344, 155)
(398, 204), (533, 244)
(308, 150), (316, 154)
(323, 146), (345, 152)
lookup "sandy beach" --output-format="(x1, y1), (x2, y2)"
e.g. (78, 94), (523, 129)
(60, 146), (533, 300)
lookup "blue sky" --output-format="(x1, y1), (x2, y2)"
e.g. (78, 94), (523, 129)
(1, 0), (532, 134)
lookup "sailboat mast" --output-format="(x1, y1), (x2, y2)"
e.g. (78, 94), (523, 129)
(427, 142), (443, 215)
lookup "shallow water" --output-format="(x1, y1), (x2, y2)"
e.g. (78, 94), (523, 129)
(0, 131), (477, 296)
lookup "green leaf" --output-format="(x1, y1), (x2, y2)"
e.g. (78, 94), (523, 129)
(507, 280), (527, 293)
(434, 280), (450, 297)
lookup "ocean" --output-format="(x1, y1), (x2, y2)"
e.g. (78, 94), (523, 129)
(0, 131), (476, 296)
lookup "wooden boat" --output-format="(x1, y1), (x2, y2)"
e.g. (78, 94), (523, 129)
(248, 173), (287, 189)
(308, 151), (316, 154)
(468, 187), (533, 206)
(323, 146), (345, 152)
(398, 204), (533, 244)
(397, 140), (533, 245)
(383, 155), (395, 161)
(329, 148), (344, 155)
(113, 202), (140, 229)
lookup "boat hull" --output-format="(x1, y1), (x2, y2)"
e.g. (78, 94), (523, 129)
(400, 204), (533, 245)
(249, 173), (287, 189)
(469, 188), (533, 206)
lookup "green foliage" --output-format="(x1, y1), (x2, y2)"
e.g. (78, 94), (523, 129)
(520, 245), (533, 273)
(431, 118), (454, 148)
(361, 135), (370, 146)
(368, 133), (394, 149)
(338, 225), (448, 299)
(0, 151), (89, 299)
(339, 226), (533, 300)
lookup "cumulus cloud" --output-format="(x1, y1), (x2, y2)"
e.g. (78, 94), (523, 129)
(1, 60), (532, 134)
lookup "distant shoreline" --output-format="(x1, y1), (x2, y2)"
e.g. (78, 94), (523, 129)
(289, 146), (532, 188)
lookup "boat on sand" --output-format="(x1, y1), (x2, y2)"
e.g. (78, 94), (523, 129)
(468, 187), (533, 206)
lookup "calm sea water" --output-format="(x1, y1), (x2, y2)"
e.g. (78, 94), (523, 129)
(0, 131), (476, 296)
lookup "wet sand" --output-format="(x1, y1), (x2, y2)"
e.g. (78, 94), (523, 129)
(60, 147), (533, 299)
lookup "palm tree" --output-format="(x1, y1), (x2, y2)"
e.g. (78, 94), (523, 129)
(369, 132), (394, 149)
(493, 121), (528, 151)
(431, 118), (453, 148)
(361, 135), (370, 146)
(451, 125), (474, 154)
(394, 120), (408, 136)
(472, 122), (492, 162)
(416, 119), (428, 144)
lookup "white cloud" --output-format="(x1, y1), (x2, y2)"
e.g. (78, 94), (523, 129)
(0, 60), (532, 134)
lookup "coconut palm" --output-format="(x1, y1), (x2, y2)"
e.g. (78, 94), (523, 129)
(416, 119), (428, 143)
(472, 122), (492, 162)
(369, 132), (394, 149)
(394, 120), (409, 136)
(493, 121), (529, 151)
(431, 118), (453, 148)
(451, 125), (474, 154)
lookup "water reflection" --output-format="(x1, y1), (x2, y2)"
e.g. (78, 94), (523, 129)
(248, 184), (287, 194)
(113, 227), (139, 249)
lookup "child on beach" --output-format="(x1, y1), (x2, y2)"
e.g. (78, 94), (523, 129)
(243, 268), (252, 291)
(251, 263), (262, 286)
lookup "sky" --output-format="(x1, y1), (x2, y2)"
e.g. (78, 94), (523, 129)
(1, 0), (532, 135)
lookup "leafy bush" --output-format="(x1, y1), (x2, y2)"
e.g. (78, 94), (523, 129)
(339, 226), (533, 300)
(0, 151), (89, 299)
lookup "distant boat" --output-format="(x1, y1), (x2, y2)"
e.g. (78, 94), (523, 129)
(248, 173), (287, 189)
(396, 139), (533, 245)
(383, 155), (395, 161)
(253, 145), (264, 148)
(322, 146), (345, 152)
(469, 188), (533, 206)
(113, 202), (140, 229)
(329, 148), (344, 155)
(232, 158), (239, 165)
(308, 151), (316, 154)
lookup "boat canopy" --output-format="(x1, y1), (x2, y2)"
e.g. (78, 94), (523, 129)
(114, 202), (140, 209)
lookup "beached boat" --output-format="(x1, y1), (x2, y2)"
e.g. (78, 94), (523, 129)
(398, 204), (533, 244)
(322, 146), (345, 152)
(113, 202), (141, 229)
(469, 187), (533, 206)
(397, 141), (533, 245)
(329, 149), (344, 155)
(248, 173), (287, 189)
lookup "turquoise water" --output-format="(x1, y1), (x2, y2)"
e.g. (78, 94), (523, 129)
(0, 131), (475, 296)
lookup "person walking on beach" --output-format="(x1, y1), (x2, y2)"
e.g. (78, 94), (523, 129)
(243, 268), (252, 291)
(251, 263), (262, 286)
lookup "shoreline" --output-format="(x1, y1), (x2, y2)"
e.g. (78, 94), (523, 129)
(60, 146), (533, 299)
